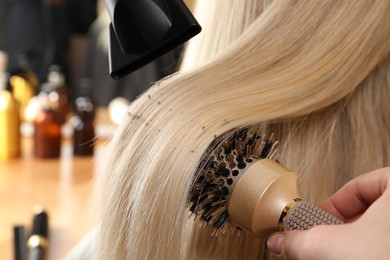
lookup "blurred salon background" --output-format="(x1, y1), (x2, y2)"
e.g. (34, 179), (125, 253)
(0, 1), (194, 259)
(0, 0), (184, 107)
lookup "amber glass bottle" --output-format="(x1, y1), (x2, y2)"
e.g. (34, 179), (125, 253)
(73, 97), (95, 156)
(33, 92), (62, 158)
(47, 65), (69, 124)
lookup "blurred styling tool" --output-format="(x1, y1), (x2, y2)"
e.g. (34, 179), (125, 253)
(188, 126), (343, 238)
(104, 0), (201, 79)
(27, 206), (49, 260)
(13, 226), (27, 260)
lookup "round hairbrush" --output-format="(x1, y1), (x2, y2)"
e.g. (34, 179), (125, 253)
(188, 127), (343, 237)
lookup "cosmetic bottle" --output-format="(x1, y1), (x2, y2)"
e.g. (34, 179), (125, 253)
(27, 206), (49, 260)
(75, 78), (96, 118)
(10, 54), (39, 121)
(46, 65), (69, 124)
(73, 94), (95, 156)
(0, 51), (20, 161)
(33, 86), (62, 158)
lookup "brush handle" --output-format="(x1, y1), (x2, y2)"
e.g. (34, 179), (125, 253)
(283, 201), (343, 230)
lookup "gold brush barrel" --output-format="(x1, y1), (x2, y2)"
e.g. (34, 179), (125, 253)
(228, 159), (342, 238)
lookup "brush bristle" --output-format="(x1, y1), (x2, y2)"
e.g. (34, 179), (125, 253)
(188, 126), (278, 235)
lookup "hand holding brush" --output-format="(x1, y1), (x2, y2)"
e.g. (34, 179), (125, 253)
(188, 126), (343, 238)
(267, 167), (390, 259)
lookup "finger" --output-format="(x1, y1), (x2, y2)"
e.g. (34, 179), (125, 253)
(267, 232), (285, 256)
(268, 230), (317, 259)
(320, 167), (390, 221)
(268, 226), (346, 260)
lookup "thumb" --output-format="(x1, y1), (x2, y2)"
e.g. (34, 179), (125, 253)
(267, 226), (343, 260)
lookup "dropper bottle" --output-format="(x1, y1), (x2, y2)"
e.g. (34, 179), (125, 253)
(46, 65), (69, 124)
(73, 79), (95, 156)
(0, 51), (21, 161)
(33, 83), (62, 158)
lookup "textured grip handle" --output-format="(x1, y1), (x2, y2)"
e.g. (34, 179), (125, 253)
(283, 201), (343, 230)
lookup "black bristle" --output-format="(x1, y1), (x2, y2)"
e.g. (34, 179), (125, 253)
(201, 215), (212, 223)
(189, 203), (197, 212)
(236, 155), (246, 169)
(220, 167), (230, 177)
(221, 186), (229, 196)
(260, 140), (273, 158)
(213, 211), (229, 229)
(224, 145), (232, 155)
(212, 196), (220, 202)
(203, 203), (212, 212)
(188, 126), (278, 235)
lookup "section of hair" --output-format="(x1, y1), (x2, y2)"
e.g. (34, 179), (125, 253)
(96, 0), (390, 259)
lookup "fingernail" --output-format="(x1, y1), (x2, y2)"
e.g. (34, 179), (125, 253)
(267, 233), (285, 255)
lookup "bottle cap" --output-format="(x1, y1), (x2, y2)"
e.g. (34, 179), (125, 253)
(47, 65), (65, 87)
(77, 78), (93, 97)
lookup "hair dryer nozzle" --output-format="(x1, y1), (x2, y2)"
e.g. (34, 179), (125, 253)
(105, 0), (201, 79)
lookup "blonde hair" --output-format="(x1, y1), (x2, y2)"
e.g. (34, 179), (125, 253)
(96, 0), (390, 259)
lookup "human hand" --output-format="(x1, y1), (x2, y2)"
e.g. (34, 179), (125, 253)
(267, 167), (390, 260)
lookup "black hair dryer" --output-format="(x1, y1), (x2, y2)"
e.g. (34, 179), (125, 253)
(104, 0), (201, 79)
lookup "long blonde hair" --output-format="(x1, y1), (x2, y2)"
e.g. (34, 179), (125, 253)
(96, 0), (390, 259)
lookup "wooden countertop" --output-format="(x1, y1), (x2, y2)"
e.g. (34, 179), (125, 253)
(0, 109), (115, 260)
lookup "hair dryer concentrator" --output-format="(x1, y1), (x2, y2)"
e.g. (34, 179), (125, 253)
(104, 0), (201, 79)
